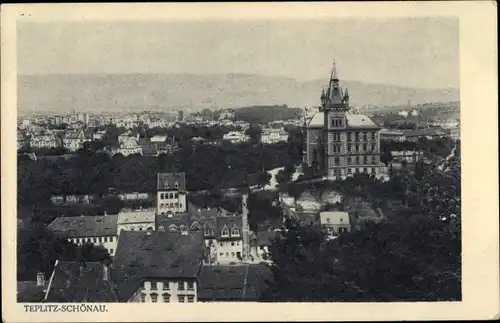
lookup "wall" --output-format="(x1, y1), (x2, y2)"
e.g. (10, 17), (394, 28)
(157, 191), (187, 214)
(117, 221), (155, 233)
(215, 239), (243, 264)
(129, 279), (198, 303)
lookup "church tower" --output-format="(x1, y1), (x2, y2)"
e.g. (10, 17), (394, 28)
(320, 60), (350, 178)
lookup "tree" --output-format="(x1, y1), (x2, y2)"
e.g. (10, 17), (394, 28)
(245, 124), (262, 145)
(263, 213), (461, 302)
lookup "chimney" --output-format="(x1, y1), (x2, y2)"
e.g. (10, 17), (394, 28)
(102, 264), (109, 281)
(36, 272), (45, 287)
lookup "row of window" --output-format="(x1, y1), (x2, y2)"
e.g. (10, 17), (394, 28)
(219, 240), (241, 247)
(347, 132), (377, 142)
(147, 280), (194, 291)
(159, 202), (183, 209)
(121, 227), (153, 232)
(330, 118), (344, 128)
(220, 228), (240, 237)
(331, 155), (378, 166)
(160, 192), (180, 200)
(163, 182), (180, 189)
(347, 144), (377, 153)
(331, 167), (378, 175)
(140, 293), (195, 303)
(219, 251), (242, 258)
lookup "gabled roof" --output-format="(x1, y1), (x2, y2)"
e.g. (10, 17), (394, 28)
(47, 215), (118, 238)
(112, 231), (205, 301)
(198, 264), (273, 301)
(44, 261), (118, 302)
(157, 172), (186, 191)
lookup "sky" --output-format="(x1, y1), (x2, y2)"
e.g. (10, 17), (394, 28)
(17, 18), (459, 89)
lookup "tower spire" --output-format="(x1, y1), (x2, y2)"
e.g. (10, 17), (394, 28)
(332, 58), (338, 81)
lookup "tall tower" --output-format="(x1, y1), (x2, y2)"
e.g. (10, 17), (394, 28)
(321, 60), (350, 178)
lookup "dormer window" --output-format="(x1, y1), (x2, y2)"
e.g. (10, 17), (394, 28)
(174, 181), (179, 189)
(221, 228), (229, 237)
(231, 228), (240, 236)
(204, 228), (214, 236)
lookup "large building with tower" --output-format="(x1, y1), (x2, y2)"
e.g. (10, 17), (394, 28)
(304, 61), (387, 180)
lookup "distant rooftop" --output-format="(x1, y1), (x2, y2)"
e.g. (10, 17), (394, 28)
(47, 215), (118, 238)
(157, 172), (186, 191)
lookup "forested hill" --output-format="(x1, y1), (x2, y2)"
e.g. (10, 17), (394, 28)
(18, 73), (459, 113)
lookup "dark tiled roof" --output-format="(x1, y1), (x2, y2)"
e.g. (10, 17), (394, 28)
(216, 216), (243, 239)
(17, 281), (45, 302)
(198, 264), (273, 301)
(138, 138), (157, 156)
(157, 172), (186, 191)
(44, 261), (118, 302)
(111, 231), (205, 301)
(47, 215), (118, 238)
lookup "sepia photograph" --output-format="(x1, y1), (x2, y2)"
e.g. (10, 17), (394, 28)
(2, 2), (498, 322)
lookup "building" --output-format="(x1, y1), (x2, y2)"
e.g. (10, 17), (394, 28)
(47, 215), (119, 256)
(222, 131), (248, 144)
(29, 134), (61, 149)
(43, 261), (118, 302)
(108, 136), (143, 156)
(17, 132), (28, 150)
(157, 204), (245, 265)
(402, 128), (447, 142)
(117, 209), (156, 233)
(249, 231), (278, 262)
(177, 110), (184, 122)
(261, 128), (289, 144)
(219, 108), (235, 121)
(150, 135), (167, 143)
(448, 127), (460, 140)
(319, 211), (351, 236)
(380, 129), (406, 142)
(304, 61), (386, 180)
(390, 149), (424, 165)
(63, 129), (91, 151)
(397, 110), (409, 117)
(157, 172), (187, 215)
(92, 130), (106, 141)
(112, 231), (205, 303)
(198, 264), (272, 301)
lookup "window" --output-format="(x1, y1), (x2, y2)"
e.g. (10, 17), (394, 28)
(151, 282), (158, 290)
(363, 132), (367, 141)
(163, 294), (170, 303)
(150, 293), (158, 303)
(139, 227), (143, 231)
(131, 228), (135, 231)
(347, 157), (353, 165)
(103, 237), (108, 243)
(347, 168), (352, 174)
(364, 156), (368, 165)
(347, 132), (352, 141)
(363, 144), (367, 152)
(160, 193), (165, 199)
(364, 168), (368, 173)
(332, 133), (341, 141)
(163, 281), (170, 290)
(347, 145), (352, 152)
(174, 193), (179, 199)
(221, 229), (229, 237)
(231, 241), (235, 246)
(187, 281), (194, 290)
(110, 237), (114, 242)
(371, 144), (376, 152)
(226, 252), (229, 257)
(169, 193), (174, 199)
(178, 281), (185, 291)
(231, 252), (235, 257)
(219, 253), (223, 256)
(187, 295), (195, 303)
(179, 296), (186, 303)
(110, 249), (114, 254)
(334, 157), (340, 165)
(355, 145), (359, 152)
(356, 168), (360, 173)
(179, 203), (183, 209)
(372, 167), (376, 174)
(141, 293), (146, 302)
(355, 156), (360, 165)
(160, 203), (164, 208)
(231, 228), (240, 236)
(355, 132), (360, 141)
(174, 182), (179, 189)
(204, 228), (214, 236)
(326, 218), (331, 224)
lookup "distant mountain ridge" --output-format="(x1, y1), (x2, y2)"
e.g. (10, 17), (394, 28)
(18, 73), (460, 113)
